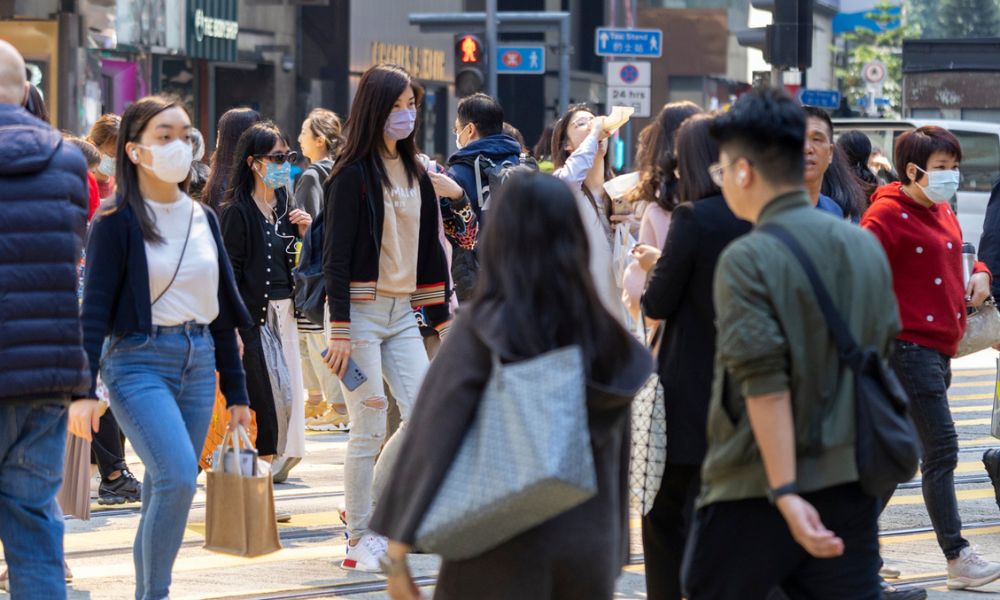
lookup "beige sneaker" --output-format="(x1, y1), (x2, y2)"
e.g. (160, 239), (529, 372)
(305, 399), (328, 420)
(305, 409), (350, 432)
(947, 546), (1000, 590)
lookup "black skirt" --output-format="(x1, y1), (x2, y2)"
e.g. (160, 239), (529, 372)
(239, 325), (279, 456)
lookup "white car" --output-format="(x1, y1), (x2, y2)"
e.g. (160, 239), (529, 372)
(833, 118), (1000, 246)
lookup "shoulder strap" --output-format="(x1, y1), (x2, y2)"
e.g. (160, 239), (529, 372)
(757, 223), (863, 369)
(152, 199), (195, 306)
(473, 155), (486, 209)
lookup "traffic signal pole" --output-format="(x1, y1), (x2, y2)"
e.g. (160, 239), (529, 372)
(486, 0), (498, 97)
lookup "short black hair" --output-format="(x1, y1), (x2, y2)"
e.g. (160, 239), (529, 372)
(457, 93), (504, 138)
(709, 87), (805, 186)
(894, 126), (963, 185)
(802, 105), (834, 140)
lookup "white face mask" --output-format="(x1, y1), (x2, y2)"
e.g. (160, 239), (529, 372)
(914, 166), (960, 204)
(135, 139), (193, 183)
(98, 154), (115, 177)
(455, 124), (469, 150)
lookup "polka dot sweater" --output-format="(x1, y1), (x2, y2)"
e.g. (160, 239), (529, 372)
(861, 182), (991, 357)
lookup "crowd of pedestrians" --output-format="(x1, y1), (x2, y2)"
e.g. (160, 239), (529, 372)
(4, 35), (1000, 600)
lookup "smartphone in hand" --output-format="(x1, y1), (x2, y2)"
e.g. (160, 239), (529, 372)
(321, 349), (369, 392)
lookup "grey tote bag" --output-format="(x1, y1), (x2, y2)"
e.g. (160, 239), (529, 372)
(415, 345), (598, 560)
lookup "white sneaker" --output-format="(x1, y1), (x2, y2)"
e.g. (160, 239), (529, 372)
(89, 472), (101, 500)
(340, 533), (387, 572)
(947, 546), (1000, 589)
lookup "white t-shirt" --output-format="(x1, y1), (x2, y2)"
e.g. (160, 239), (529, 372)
(144, 194), (220, 326)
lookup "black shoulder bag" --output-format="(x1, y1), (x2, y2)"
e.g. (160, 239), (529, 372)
(759, 223), (920, 499)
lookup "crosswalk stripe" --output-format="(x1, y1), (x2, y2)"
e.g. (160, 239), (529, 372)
(950, 393), (993, 401)
(888, 488), (994, 506)
(961, 436), (998, 447)
(954, 417), (992, 426)
(953, 369), (998, 377)
(949, 405), (993, 413)
(881, 524), (1000, 545)
(951, 380), (997, 388)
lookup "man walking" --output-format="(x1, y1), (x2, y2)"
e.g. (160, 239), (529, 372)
(682, 88), (899, 599)
(0, 40), (90, 599)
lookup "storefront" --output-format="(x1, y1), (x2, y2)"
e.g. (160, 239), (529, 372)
(0, 20), (60, 124)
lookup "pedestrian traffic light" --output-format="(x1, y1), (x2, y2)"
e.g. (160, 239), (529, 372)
(455, 34), (485, 98)
(736, 0), (813, 70)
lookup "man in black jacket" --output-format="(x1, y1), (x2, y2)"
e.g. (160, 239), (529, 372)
(0, 41), (90, 598)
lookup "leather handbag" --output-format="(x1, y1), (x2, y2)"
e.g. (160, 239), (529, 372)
(956, 299), (1000, 358)
(414, 345), (597, 560)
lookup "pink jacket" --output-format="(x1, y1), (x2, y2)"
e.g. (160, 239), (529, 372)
(622, 204), (672, 319)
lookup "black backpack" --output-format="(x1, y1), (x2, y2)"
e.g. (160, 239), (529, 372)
(293, 216), (325, 326)
(450, 153), (538, 301)
(759, 223), (920, 499)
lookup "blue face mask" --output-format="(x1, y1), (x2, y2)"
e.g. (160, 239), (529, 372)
(259, 160), (291, 190)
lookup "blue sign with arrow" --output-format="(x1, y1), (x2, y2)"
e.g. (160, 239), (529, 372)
(595, 28), (663, 58)
(496, 45), (546, 75)
(798, 89), (841, 110)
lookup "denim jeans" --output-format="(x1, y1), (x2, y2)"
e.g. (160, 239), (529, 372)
(100, 324), (216, 600)
(342, 296), (430, 540)
(886, 339), (967, 559)
(0, 403), (67, 600)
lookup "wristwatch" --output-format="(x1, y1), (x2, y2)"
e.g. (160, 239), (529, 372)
(766, 481), (799, 505)
(379, 554), (409, 577)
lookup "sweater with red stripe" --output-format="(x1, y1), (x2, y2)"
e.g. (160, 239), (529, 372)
(861, 183), (991, 356)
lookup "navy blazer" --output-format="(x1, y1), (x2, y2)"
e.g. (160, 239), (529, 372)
(80, 200), (252, 405)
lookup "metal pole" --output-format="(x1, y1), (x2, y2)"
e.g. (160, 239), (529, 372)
(771, 66), (783, 88)
(558, 14), (570, 113)
(486, 0), (498, 97)
(623, 0), (638, 172)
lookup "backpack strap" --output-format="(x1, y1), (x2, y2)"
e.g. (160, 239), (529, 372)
(757, 223), (864, 370)
(473, 155), (486, 209)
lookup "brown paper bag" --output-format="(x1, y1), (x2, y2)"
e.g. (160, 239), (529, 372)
(57, 432), (92, 520)
(203, 427), (281, 558)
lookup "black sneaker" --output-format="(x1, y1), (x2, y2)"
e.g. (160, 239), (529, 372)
(881, 580), (927, 600)
(98, 469), (142, 505)
(983, 449), (1000, 510)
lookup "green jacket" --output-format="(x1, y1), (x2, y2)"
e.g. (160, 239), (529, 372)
(699, 191), (900, 507)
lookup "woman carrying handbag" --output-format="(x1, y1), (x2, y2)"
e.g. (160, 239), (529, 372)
(71, 95), (252, 600)
(371, 171), (652, 600)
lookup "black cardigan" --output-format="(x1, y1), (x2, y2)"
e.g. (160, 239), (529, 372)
(220, 191), (298, 327)
(322, 160), (450, 340)
(640, 195), (752, 465)
(80, 201), (252, 405)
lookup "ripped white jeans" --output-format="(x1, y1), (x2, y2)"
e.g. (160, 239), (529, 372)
(342, 296), (429, 541)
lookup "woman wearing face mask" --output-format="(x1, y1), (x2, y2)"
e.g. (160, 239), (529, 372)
(87, 113), (121, 200)
(204, 107), (262, 214)
(862, 126), (1000, 590)
(72, 95), (252, 600)
(322, 64), (451, 572)
(220, 122), (312, 485)
(551, 104), (619, 320)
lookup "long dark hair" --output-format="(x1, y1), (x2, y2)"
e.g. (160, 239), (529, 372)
(837, 130), (879, 203)
(330, 64), (424, 189)
(676, 113), (721, 204)
(204, 107), (261, 212)
(629, 101), (702, 210)
(551, 104), (613, 221)
(23, 83), (49, 123)
(532, 123), (554, 161)
(112, 95), (191, 243)
(471, 170), (632, 375)
(221, 121), (289, 211)
(821, 145), (867, 220)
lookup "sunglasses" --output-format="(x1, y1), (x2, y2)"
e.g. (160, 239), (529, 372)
(254, 151), (299, 164)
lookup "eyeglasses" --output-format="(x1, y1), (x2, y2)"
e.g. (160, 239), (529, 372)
(708, 159), (749, 187)
(572, 116), (594, 128)
(254, 151), (299, 164)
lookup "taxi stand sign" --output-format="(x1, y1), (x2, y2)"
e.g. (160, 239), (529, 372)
(595, 27), (663, 58)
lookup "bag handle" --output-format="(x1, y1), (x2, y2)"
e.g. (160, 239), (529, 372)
(758, 223), (863, 370)
(152, 200), (195, 306)
(217, 424), (255, 477)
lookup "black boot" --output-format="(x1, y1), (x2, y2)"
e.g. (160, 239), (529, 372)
(982, 448), (1000, 511)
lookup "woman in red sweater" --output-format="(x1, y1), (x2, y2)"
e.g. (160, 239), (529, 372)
(862, 126), (999, 591)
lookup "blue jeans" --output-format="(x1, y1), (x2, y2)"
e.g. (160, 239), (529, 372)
(886, 339), (967, 559)
(0, 403), (67, 600)
(100, 325), (216, 600)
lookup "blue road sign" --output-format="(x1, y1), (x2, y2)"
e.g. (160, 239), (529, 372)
(496, 45), (546, 75)
(875, 97), (892, 107)
(595, 28), (663, 58)
(798, 89), (841, 110)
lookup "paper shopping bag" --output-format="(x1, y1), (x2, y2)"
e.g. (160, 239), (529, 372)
(204, 427), (281, 558)
(200, 376), (257, 471)
(992, 357), (1000, 440)
(57, 432), (92, 520)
